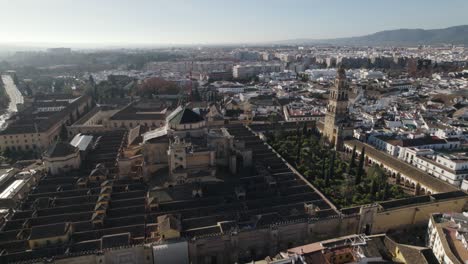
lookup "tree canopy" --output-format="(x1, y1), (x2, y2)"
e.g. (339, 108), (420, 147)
(267, 131), (408, 208)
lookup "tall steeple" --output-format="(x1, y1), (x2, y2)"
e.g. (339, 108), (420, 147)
(323, 65), (350, 149)
(328, 65), (349, 118)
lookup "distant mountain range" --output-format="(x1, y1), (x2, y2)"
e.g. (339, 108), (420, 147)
(277, 25), (468, 46)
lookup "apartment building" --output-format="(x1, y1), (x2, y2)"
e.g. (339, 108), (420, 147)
(403, 148), (468, 187)
(232, 64), (282, 79)
(367, 135), (460, 158)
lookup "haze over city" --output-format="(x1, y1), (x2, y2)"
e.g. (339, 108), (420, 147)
(0, 1), (467, 264)
(1, 0), (468, 46)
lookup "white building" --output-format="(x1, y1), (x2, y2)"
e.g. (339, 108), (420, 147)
(210, 81), (245, 94)
(388, 80), (414, 90)
(304, 69), (337, 81)
(462, 179), (468, 191)
(367, 135), (459, 159)
(427, 212), (468, 264)
(233, 64), (282, 80)
(258, 70), (297, 82)
(0, 169), (40, 209)
(359, 70), (385, 80)
(402, 148), (468, 187)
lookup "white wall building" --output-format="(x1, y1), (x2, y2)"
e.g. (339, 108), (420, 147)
(233, 64), (282, 79)
(283, 104), (325, 122)
(402, 148), (468, 187)
(427, 213), (468, 264)
(367, 135), (460, 159)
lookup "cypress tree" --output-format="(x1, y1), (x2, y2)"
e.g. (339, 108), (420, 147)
(321, 155), (326, 179)
(382, 182), (389, 200)
(327, 151), (336, 185)
(396, 173), (401, 185)
(329, 151), (335, 178)
(348, 145), (357, 174)
(415, 183), (421, 196)
(295, 131), (303, 165)
(309, 159), (316, 180)
(370, 179), (377, 199)
(355, 147), (365, 185)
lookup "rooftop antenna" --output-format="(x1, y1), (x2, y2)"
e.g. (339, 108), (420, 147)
(347, 234), (370, 261)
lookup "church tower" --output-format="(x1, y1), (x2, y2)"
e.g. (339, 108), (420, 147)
(323, 66), (350, 149)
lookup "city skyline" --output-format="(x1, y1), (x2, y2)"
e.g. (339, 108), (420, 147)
(0, 1), (467, 261)
(1, 0), (468, 47)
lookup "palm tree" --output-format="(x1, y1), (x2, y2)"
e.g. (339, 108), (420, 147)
(326, 151), (336, 185)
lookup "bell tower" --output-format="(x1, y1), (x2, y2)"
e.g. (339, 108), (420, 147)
(323, 66), (349, 149)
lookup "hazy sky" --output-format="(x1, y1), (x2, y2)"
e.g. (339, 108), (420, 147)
(1, 0), (468, 46)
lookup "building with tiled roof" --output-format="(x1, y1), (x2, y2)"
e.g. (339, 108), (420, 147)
(428, 212), (468, 264)
(0, 124), (466, 263)
(109, 100), (167, 130)
(267, 233), (438, 264)
(28, 222), (72, 249)
(368, 134), (459, 158)
(0, 94), (92, 155)
(44, 141), (78, 159)
(165, 106), (207, 138)
(401, 148), (468, 188)
(43, 141), (81, 176)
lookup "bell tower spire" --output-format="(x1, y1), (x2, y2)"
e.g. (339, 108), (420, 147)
(323, 65), (350, 149)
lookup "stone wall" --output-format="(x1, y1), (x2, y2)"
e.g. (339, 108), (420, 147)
(372, 198), (467, 233)
(187, 194), (467, 264)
